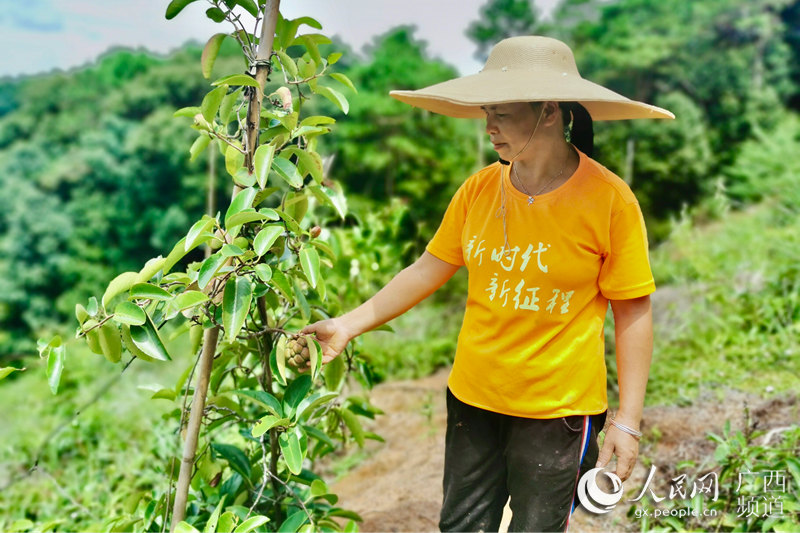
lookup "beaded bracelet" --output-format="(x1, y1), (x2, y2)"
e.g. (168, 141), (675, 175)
(610, 418), (643, 439)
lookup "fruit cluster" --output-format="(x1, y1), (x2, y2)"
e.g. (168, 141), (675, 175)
(287, 335), (311, 368)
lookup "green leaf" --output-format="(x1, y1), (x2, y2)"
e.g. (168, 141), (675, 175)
(329, 73), (357, 93)
(292, 279), (310, 322)
(275, 209), (302, 234)
(211, 443), (252, 485)
(0, 367), (23, 381)
(206, 6), (226, 22)
(130, 283), (173, 301)
(219, 88), (241, 125)
(314, 85), (349, 114)
(203, 495), (227, 533)
(253, 144), (276, 189)
(174, 106), (202, 118)
(225, 187), (258, 228)
(202, 85), (227, 122)
(216, 512), (237, 533)
(225, 142), (245, 178)
(113, 302), (146, 326)
(310, 479), (328, 498)
(233, 516), (269, 533)
(269, 268), (293, 300)
(75, 303), (89, 325)
(234, 0), (258, 17)
(277, 509), (308, 532)
(253, 226), (283, 257)
(302, 424), (336, 450)
(279, 432), (303, 475)
(129, 316), (171, 362)
(254, 264), (272, 283)
(102, 271), (139, 308)
(136, 256), (167, 284)
(281, 146), (322, 184)
(308, 338), (321, 382)
(322, 357), (347, 390)
(283, 374), (312, 414)
(296, 391), (338, 420)
(274, 336), (288, 385)
(327, 52), (342, 65)
(297, 35), (321, 65)
(186, 215), (217, 252)
(221, 244), (244, 257)
(299, 115), (335, 127)
(201, 33), (228, 79)
(276, 50), (297, 77)
(299, 246), (320, 289)
(222, 276), (253, 343)
(212, 74), (259, 87)
(257, 207), (280, 220)
(251, 415), (290, 438)
(272, 157), (303, 188)
(163, 237), (197, 275)
(174, 290), (210, 312)
(165, 0), (198, 19)
(98, 322), (122, 363)
(173, 523), (203, 533)
(150, 388), (177, 401)
(340, 407), (365, 447)
(46, 345), (66, 394)
(233, 389), (283, 417)
(225, 210), (269, 229)
(190, 134), (212, 161)
(198, 253), (227, 290)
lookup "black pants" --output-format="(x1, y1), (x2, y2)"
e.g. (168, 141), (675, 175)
(440, 389), (605, 533)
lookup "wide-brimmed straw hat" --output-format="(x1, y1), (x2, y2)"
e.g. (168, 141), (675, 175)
(390, 36), (674, 121)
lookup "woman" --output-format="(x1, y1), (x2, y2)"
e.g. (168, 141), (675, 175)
(303, 36), (673, 532)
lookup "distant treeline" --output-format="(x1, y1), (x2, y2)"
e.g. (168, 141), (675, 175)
(1, 0), (799, 359)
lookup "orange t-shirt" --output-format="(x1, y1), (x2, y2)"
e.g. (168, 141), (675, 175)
(426, 150), (655, 418)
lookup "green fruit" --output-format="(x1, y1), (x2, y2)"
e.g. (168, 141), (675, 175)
(233, 236), (249, 250)
(98, 322), (122, 363)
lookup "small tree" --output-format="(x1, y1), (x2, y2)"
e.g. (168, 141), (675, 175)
(39, 1), (375, 531)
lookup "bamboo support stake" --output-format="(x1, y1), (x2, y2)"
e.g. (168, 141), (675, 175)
(170, 1), (281, 530)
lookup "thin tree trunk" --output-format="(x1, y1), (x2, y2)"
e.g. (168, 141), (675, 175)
(170, 2), (281, 530)
(206, 141), (217, 258)
(170, 327), (219, 531)
(624, 136), (635, 185)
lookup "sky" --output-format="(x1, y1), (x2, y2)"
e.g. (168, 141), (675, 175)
(0, 0), (560, 79)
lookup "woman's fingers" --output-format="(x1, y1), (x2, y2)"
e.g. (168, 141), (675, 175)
(596, 426), (639, 481)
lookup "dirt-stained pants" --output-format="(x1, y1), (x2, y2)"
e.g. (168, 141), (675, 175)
(439, 388), (605, 532)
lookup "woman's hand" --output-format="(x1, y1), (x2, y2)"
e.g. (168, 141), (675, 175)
(301, 318), (352, 363)
(596, 425), (639, 481)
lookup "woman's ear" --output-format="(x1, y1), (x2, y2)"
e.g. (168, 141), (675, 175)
(541, 101), (561, 127)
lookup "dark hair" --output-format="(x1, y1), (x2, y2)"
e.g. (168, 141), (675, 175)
(498, 101), (594, 165)
(559, 102), (593, 157)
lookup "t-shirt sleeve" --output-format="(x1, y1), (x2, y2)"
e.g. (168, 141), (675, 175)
(425, 182), (469, 266)
(598, 201), (656, 299)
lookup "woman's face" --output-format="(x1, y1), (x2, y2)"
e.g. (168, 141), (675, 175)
(482, 102), (544, 161)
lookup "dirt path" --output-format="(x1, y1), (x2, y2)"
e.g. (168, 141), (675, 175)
(330, 367), (798, 532)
